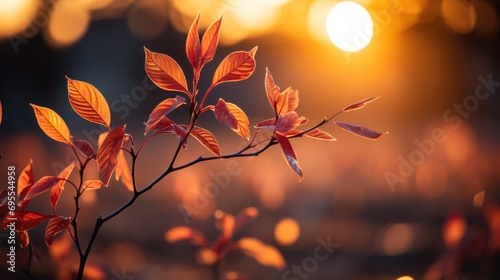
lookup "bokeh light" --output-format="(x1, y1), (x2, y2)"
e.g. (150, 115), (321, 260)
(0, 0), (39, 37)
(46, 2), (90, 47)
(274, 218), (300, 246)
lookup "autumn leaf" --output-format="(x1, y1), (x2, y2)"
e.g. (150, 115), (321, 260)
(304, 129), (336, 141)
(214, 210), (235, 239)
(276, 112), (305, 134)
(265, 68), (281, 110)
(152, 121), (188, 148)
(45, 217), (70, 246)
(82, 180), (103, 191)
(30, 104), (71, 145)
(234, 207), (259, 233)
(145, 95), (186, 127)
(186, 14), (201, 69)
(18, 159), (34, 196)
(212, 47), (257, 87)
(67, 77), (111, 130)
(254, 118), (276, 130)
(183, 125), (221, 157)
(285, 88), (299, 113)
(235, 238), (286, 270)
(200, 16), (222, 68)
(50, 162), (75, 211)
(97, 125), (126, 186)
(115, 150), (134, 191)
(214, 99), (250, 140)
(165, 226), (208, 247)
(276, 134), (303, 181)
(2, 210), (50, 231)
(144, 116), (173, 135)
(19, 230), (30, 248)
(341, 97), (379, 112)
(334, 121), (386, 139)
(70, 136), (95, 158)
(144, 47), (190, 95)
(24, 176), (62, 202)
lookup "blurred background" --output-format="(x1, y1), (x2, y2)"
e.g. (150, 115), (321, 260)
(1, 0), (500, 279)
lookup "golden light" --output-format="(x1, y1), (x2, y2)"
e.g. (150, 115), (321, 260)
(326, 1), (373, 52)
(274, 218), (300, 246)
(380, 223), (413, 256)
(47, 2), (90, 47)
(396, 276), (414, 280)
(443, 212), (467, 248)
(0, 0), (39, 37)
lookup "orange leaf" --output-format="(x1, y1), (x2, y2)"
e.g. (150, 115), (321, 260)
(235, 238), (286, 270)
(145, 95), (186, 127)
(19, 230), (30, 248)
(115, 150), (134, 191)
(186, 14), (201, 69)
(200, 16), (222, 68)
(214, 99), (250, 140)
(82, 180), (103, 191)
(275, 87), (299, 116)
(304, 129), (336, 141)
(335, 121), (386, 139)
(342, 96), (379, 112)
(165, 226), (208, 247)
(71, 136), (95, 158)
(285, 88), (299, 112)
(24, 176), (62, 202)
(276, 134), (303, 182)
(212, 47), (257, 87)
(152, 122), (188, 148)
(234, 207), (259, 233)
(50, 162), (75, 211)
(2, 210), (50, 231)
(30, 104), (71, 145)
(144, 47), (190, 95)
(254, 118), (276, 130)
(144, 116), (173, 135)
(0, 100), (2, 125)
(67, 77), (111, 129)
(45, 217), (70, 246)
(214, 210), (235, 239)
(97, 125), (126, 186)
(18, 159), (34, 196)
(276, 111), (301, 134)
(184, 125), (221, 157)
(265, 68), (281, 110)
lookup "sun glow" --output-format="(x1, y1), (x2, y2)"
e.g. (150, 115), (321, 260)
(326, 1), (373, 52)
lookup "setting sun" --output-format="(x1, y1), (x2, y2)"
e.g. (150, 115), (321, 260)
(326, 1), (373, 52)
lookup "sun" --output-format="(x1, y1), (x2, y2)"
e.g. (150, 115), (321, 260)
(326, 1), (373, 52)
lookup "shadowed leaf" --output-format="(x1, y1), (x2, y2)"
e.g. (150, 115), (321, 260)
(342, 97), (379, 112)
(335, 121), (386, 139)
(19, 230), (29, 248)
(144, 47), (190, 95)
(186, 14), (201, 69)
(235, 238), (286, 270)
(50, 162), (75, 211)
(115, 150), (134, 191)
(184, 125), (221, 157)
(165, 226), (208, 247)
(200, 16), (222, 68)
(255, 118), (276, 130)
(304, 129), (336, 141)
(277, 134), (303, 181)
(71, 136), (95, 158)
(45, 217), (70, 246)
(97, 125), (126, 186)
(144, 116), (174, 135)
(67, 77), (111, 129)
(18, 159), (34, 196)
(214, 99), (250, 140)
(2, 210), (50, 231)
(24, 176), (62, 202)
(30, 104), (71, 145)
(212, 47), (257, 87)
(82, 180), (103, 191)
(146, 96), (186, 127)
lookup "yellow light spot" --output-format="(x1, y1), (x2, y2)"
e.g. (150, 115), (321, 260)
(443, 213), (467, 248)
(381, 223), (413, 256)
(308, 0), (337, 43)
(47, 2), (90, 47)
(326, 1), (373, 52)
(274, 218), (300, 246)
(0, 0), (39, 37)
(396, 276), (414, 280)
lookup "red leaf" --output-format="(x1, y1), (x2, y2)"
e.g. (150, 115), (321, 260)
(214, 99), (250, 140)
(254, 118), (276, 130)
(2, 210), (50, 231)
(186, 14), (201, 69)
(186, 125), (221, 157)
(19, 230), (30, 248)
(342, 97), (379, 112)
(335, 121), (386, 139)
(153, 122), (188, 149)
(45, 217), (70, 246)
(71, 136), (95, 158)
(165, 226), (208, 247)
(214, 210), (235, 239)
(286, 88), (299, 112)
(304, 129), (336, 141)
(50, 162), (76, 211)
(212, 47), (257, 87)
(145, 95), (186, 127)
(276, 134), (303, 181)
(24, 176), (62, 202)
(234, 207), (259, 233)
(200, 16), (222, 68)
(82, 180), (103, 191)
(144, 116), (173, 135)
(30, 104), (71, 144)
(276, 112), (302, 134)
(265, 68), (281, 110)
(18, 159), (34, 196)
(144, 47), (190, 95)
(115, 150), (134, 191)
(67, 77), (111, 129)
(97, 125), (126, 186)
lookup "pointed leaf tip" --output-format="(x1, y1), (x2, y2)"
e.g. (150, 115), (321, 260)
(212, 47), (257, 87)
(30, 104), (71, 145)
(214, 99), (250, 140)
(335, 121), (386, 139)
(67, 77), (111, 129)
(97, 125), (126, 186)
(342, 96), (379, 112)
(144, 47), (190, 95)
